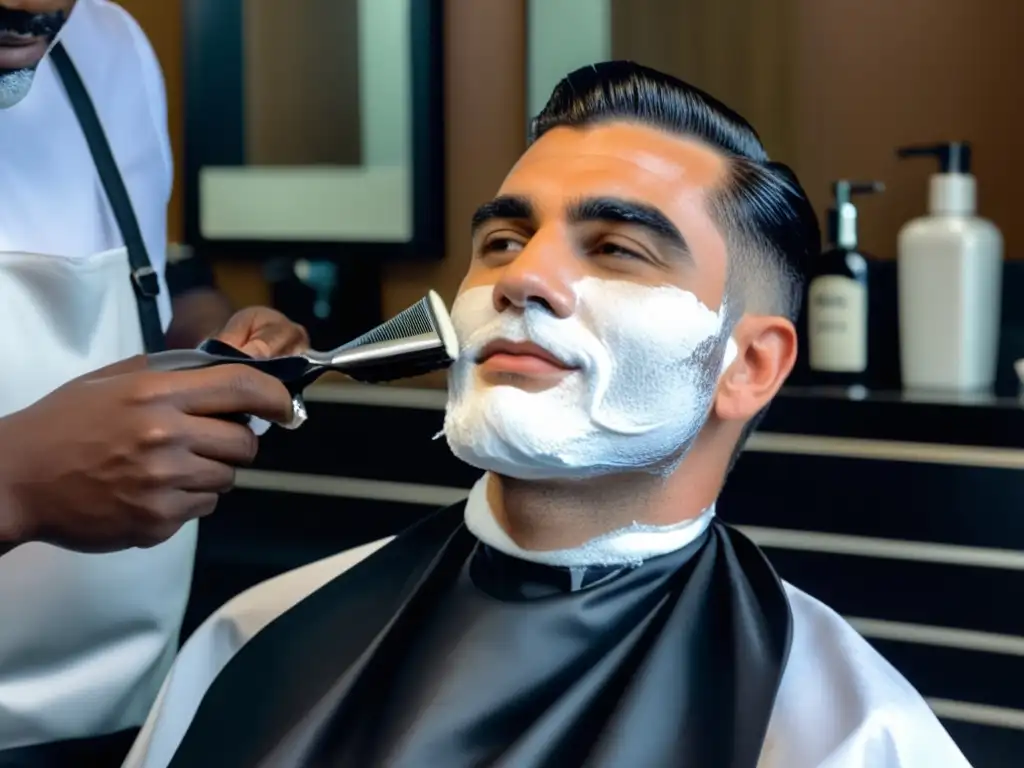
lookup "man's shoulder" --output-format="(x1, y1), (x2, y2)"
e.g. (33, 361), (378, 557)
(121, 537), (397, 768)
(122, 505), (472, 768)
(780, 582), (928, 703)
(203, 537), (395, 644)
(187, 501), (467, 649)
(759, 582), (970, 767)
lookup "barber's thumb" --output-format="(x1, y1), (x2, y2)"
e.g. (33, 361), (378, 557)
(239, 337), (274, 359)
(213, 315), (251, 351)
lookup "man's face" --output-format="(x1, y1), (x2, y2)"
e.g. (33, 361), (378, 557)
(0, 1), (73, 109)
(443, 122), (736, 481)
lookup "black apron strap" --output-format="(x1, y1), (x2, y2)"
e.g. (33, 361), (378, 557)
(49, 42), (166, 353)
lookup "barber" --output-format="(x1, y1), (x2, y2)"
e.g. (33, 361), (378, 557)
(0, 1), (306, 764)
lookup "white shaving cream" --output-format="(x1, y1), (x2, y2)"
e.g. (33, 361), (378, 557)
(463, 475), (717, 567)
(443, 277), (737, 480)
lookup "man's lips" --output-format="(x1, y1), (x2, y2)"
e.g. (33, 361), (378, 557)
(476, 340), (575, 376)
(0, 33), (48, 70)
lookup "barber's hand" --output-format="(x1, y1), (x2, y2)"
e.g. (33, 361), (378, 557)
(214, 306), (309, 359)
(0, 356), (294, 553)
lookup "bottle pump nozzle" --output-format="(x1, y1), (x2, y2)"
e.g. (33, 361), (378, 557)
(896, 142), (972, 174)
(828, 180), (884, 250)
(896, 141), (975, 215)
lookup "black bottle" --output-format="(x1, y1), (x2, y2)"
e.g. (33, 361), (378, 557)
(806, 180), (884, 388)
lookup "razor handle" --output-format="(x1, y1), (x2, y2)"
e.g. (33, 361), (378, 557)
(146, 339), (309, 426)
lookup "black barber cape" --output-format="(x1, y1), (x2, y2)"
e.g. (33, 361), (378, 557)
(165, 503), (792, 767)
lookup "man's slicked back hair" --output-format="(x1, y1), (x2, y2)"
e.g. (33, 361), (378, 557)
(529, 60), (820, 324)
(529, 61), (821, 460)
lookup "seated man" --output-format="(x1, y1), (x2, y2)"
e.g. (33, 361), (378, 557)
(123, 62), (970, 768)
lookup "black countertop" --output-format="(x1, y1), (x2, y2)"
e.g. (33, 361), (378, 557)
(762, 386), (1024, 449)
(759, 259), (1024, 450)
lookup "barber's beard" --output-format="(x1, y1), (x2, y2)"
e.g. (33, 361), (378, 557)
(0, 7), (68, 109)
(0, 68), (34, 108)
(443, 278), (737, 481)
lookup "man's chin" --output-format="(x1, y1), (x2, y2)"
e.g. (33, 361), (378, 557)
(447, 444), (606, 482)
(443, 410), (611, 482)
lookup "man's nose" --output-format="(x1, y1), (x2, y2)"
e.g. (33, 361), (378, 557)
(492, 233), (580, 318)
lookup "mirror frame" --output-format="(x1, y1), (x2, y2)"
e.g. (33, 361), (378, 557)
(181, 0), (445, 262)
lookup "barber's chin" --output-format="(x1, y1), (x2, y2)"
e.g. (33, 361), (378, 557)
(0, 38), (49, 71)
(0, 67), (35, 109)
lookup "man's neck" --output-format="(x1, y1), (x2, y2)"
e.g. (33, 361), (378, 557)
(488, 456), (722, 552)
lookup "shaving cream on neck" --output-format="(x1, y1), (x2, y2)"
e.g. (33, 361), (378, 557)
(444, 277), (736, 480)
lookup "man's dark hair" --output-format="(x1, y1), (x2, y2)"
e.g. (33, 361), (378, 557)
(529, 61), (821, 462)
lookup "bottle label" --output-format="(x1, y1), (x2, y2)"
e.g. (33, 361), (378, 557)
(807, 275), (867, 373)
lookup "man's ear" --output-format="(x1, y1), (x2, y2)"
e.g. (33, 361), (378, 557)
(714, 315), (797, 422)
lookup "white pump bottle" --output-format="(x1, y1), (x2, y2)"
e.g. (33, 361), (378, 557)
(896, 142), (1003, 392)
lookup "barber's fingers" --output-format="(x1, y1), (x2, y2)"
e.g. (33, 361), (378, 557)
(215, 310), (259, 352)
(178, 491), (220, 521)
(163, 364), (294, 425)
(174, 455), (239, 494)
(182, 414), (261, 466)
(138, 446), (240, 494)
(238, 322), (309, 359)
(135, 490), (221, 547)
(215, 307), (310, 358)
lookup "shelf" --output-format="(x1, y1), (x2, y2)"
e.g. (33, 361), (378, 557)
(764, 386), (1024, 449)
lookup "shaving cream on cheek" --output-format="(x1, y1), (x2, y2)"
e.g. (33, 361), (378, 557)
(576, 279), (726, 433)
(443, 277), (731, 480)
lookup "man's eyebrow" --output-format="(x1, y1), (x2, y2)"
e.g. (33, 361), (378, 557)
(568, 196), (689, 252)
(470, 195), (535, 237)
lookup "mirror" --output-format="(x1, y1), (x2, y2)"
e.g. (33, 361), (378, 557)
(183, 0), (444, 261)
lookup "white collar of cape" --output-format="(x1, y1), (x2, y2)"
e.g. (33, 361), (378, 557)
(463, 474), (716, 569)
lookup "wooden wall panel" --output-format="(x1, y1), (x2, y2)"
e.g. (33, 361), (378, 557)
(120, 0), (1023, 377)
(790, 0), (1024, 261)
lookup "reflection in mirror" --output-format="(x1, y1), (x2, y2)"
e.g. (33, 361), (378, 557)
(243, 0), (365, 168)
(192, 0), (423, 245)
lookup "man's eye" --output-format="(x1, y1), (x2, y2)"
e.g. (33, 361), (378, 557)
(595, 241), (643, 260)
(482, 238), (524, 254)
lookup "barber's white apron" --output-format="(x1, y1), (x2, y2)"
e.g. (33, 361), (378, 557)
(0, 248), (197, 750)
(0, 38), (196, 754)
